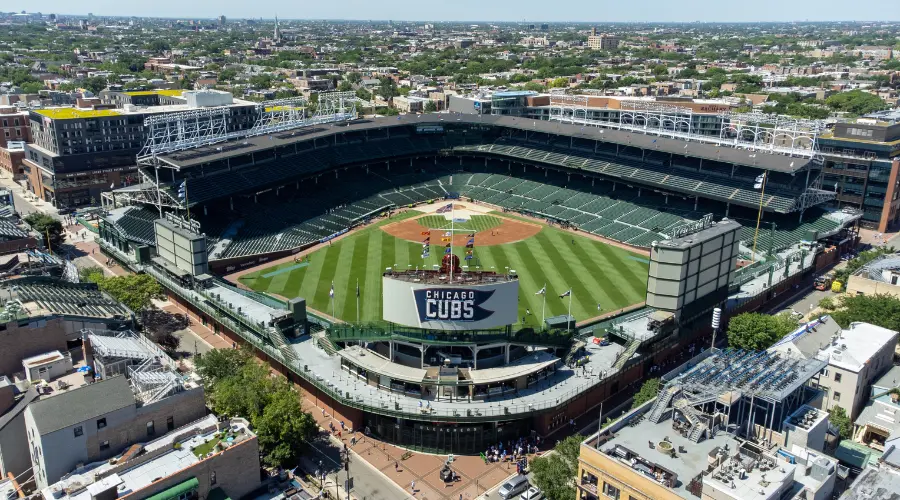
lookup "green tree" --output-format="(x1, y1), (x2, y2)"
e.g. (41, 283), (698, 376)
(818, 297), (836, 311)
(831, 294), (900, 333)
(726, 312), (797, 350)
(530, 434), (581, 500)
(829, 406), (852, 440)
(522, 81), (546, 92)
(632, 378), (661, 409)
(84, 273), (162, 311)
(80, 75), (108, 94)
(254, 385), (318, 467)
(825, 90), (886, 115)
(346, 72), (362, 84)
(210, 361), (275, 421)
(337, 81), (353, 92)
(24, 213), (65, 249)
(79, 266), (105, 283)
(194, 347), (253, 388)
(549, 77), (569, 88)
(355, 88), (372, 101)
(424, 100), (437, 113)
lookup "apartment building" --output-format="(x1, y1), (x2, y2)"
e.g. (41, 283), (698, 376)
(41, 414), (260, 500)
(0, 107), (31, 148)
(771, 317), (899, 420)
(846, 252), (900, 298)
(587, 28), (621, 51)
(24, 374), (206, 489)
(819, 116), (900, 231)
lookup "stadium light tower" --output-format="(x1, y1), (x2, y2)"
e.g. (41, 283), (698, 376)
(710, 307), (722, 350)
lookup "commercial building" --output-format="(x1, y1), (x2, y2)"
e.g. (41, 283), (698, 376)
(771, 317), (899, 420)
(41, 414), (260, 500)
(0, 141), (27, 179)
(819, 118), (900, 231)
(24, 370), (205, 489)
(587, 28), (621, 51)
(577, 346), (836, 500)
(22, 91), (257, 209)
(846, 252), (900, 298)
(850, 365), (900, 455)
(0, 106), (31, 148)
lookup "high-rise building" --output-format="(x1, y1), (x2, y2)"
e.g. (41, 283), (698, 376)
(218, 14), (226, 26)
(587, 27), (621, 50)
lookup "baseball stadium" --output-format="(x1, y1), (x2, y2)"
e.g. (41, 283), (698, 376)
(96, 93), (862, 454)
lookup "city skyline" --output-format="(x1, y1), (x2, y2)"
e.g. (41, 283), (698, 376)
(23, 0), (900, 23)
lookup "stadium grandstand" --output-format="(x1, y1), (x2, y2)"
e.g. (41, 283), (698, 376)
(101, 114), (854, 266)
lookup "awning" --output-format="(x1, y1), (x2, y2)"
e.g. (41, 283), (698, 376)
(206, 487), (231, 500)
(143, 477), (199, 500)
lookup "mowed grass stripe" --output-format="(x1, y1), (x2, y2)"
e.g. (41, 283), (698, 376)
(589, 238), (648, 301)
(542, 229), (622, 310)
(341, 233), (370, 320)
(331, 236), (357, 314)
(312, 245), (341, 314)
(519, 236), (574, 318)
(363, 229), (384, 321)
(532, 231), (596, 316)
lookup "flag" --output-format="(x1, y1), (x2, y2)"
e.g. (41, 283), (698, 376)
(329, 282), (334, 299)
(422, 237), (430, 243)
(536, 286), (546, 295)
(445, 247), (452, 254)
(110, 182), (115, 190)
(443, 231), (452, 237)
(421, 231), (431, 236)
(465, 254), (473, 260)
(423, 243), (429, 249)
(559, 290), (571, 298)
(445, 242), (451, 248)
(467, 238), (475, 244)
(356, 280), (360, 298)
(465, 242), (474, 248)
(754, 173), (765, 189)
(441, 237), (452, 242)
(652, 139), (657, 143)
(452, 218), (467, 223)
(467, 233), (475, 237)
(422, 250), (430, 258)
(177, 181), (186, 200)
(436, 203), (453, 213)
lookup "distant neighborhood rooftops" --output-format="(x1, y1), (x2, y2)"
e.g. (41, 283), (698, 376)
(121, 89), (184, 97)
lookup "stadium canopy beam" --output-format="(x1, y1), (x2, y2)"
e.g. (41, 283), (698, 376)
(547, 95), (825, 160)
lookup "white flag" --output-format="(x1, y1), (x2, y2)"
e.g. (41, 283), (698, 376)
(329, 281), (334, 299)
(535, 286), (546, 295)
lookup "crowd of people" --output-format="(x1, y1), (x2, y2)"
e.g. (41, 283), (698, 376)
(483, 434), (542, 464)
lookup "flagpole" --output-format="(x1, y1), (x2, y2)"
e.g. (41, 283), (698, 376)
(541, 282), (546, 327)
(449, 202), (454, 281)
(567, 290), (573, 329)
(751, 171), (767, 264)
(356, 278), (360, 324)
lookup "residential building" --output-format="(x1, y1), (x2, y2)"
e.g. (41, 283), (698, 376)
(576, 347), (835, 500)
(846, 252), (900, 298)
(0, 107), (31, 148)
(819, 117), (900, 231)
(393, 95), (428, 114)
(587, 28), (621, 51)
(850, 366), (900, 454)
(0, 382), (39, 478)
(41, 414), (260, 500)
(24, 372), (206, 489)
(0, 141), (27, 179)
(771, 317), (899, 420)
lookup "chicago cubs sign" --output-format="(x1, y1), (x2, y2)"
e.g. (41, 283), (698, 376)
(382, 276), (519, 330)
(414, 288), (496, 322)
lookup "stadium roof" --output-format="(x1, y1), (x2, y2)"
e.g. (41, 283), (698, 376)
(156, 115), (812, 173)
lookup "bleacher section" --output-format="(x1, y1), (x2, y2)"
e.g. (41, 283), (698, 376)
(12, 278), (131, 318)
(454, 139), (812, 213)
(734, 209), (842, 254)
(107, 207), (158, 246)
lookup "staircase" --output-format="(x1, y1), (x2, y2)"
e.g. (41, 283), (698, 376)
(648, 385), (680, 423)
(612, 338), (641, 371)
(313, 331), (340, 356)
(689, 423), (708, 443)
(267, 327), (298, 362)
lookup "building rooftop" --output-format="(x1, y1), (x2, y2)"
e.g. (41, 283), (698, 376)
(818, 322), (899, 373)
(33, 107), (121, 119)
(26, 376), (135, 435)
(841, 465), (900, 500)
(122, 89), (184, 97)
(42, 414), (255, 500)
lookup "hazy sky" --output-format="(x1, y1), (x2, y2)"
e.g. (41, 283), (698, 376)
(35, 0), (900, 23)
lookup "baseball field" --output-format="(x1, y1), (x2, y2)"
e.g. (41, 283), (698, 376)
(236, 208), (650, 326)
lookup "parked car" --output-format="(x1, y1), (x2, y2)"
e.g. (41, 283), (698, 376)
(497, 474), (529, 499)
(520, 485), (544, 500)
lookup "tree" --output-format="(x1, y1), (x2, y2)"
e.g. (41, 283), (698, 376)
(831, 294), (900, 333)
(424, 100), (437, 113)
(79, 266), (105, 283)
(24, 213), (65, 249)
(254, 385), (318, 467)
(726, 312), (797, 350)
(818, 297), (836, 311)
(825, 90), (886, 115)
(632, 378), (660, 409)
(80, 75), (108, 94)
(211, 361), (276, 421)
(829, 405), (852, 440)
(194, 348), (253, 388)
(337, 81), (353, 92)
(140, 308), (187, 353)
(522, 81), (546, 92)
(84, 273), (162, 311)
(346, 72), (362, 84)
(531, 435), (581, 500)
(549, 77), (569, 89)
(355, 88), (371, 101)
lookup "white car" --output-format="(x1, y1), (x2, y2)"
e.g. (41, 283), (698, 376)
(520, 486), (543, 500)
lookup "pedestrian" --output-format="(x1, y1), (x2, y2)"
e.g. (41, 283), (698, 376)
(411, 480), (416, 492)
(395, 461), (399, 472)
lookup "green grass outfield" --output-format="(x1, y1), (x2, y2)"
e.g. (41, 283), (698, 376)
(238, 212), (649, 327)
